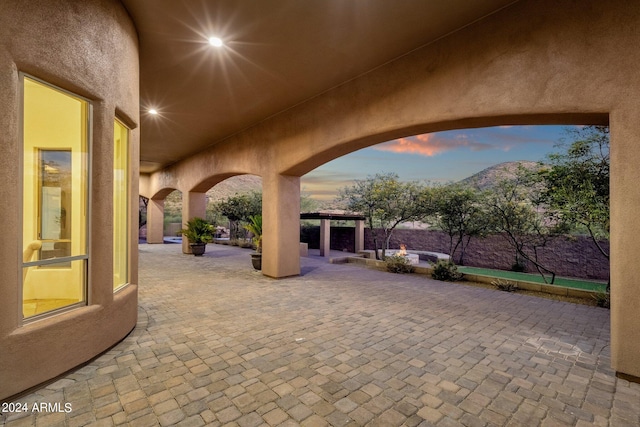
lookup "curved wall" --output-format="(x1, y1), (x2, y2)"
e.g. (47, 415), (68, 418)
(146, 0), (640, 378)
(0, 0), (139, 399)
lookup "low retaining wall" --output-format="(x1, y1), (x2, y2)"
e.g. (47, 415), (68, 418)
(343, 256), (599, 300)
(300, 226), (609, 280)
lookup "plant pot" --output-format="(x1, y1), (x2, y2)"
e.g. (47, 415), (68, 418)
(190, 243), (206, 256)
(250, 253), (262, 270)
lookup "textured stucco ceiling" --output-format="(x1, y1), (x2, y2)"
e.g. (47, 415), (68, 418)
(121, 0), (519, 173)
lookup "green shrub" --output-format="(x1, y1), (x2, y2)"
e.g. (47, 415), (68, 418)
(180, 217), (214, 244)
(385, 255), (415, 274)
(491, 278), (518, 292)
(229, 238), (254, 248)
(243, 215), (262, 252)
(593, 291), (610, 308)
(431, 260), (463, 281)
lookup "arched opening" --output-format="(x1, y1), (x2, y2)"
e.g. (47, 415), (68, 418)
(167, 173), (265, 259)
(204, 174), (263, 244)
(300, 123), (609, 289)
(138, 195), (148, 241)
(143, 187), (179, 244)
(162, 190), (184, 243)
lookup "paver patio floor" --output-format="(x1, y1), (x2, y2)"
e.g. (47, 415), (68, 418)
(3, 243), (639, 426)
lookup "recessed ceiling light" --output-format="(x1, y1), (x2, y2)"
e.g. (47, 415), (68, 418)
(149, 109), (158, 115)
(208, 36), (223, 47)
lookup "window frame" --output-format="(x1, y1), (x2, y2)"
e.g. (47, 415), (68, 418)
(19, 73), (93, 324)
(113, 118), (130, 292)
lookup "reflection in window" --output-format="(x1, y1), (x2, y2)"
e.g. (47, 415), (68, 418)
(22, 76), (89, 319)
(40, 150), (72, 262)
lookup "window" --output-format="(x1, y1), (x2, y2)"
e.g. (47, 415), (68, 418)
(22, 76), (90, 319)
(113, 120), (129, 290)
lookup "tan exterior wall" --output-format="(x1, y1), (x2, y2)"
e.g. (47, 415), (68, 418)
(4, 0), (633, 397)
(0, 0), (139, 399)
(145, 0), (640, 378)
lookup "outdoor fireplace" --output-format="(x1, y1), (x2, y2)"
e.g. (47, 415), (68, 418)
(378, 244), (419, 265)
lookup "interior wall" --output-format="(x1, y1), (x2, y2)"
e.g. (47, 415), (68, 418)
(0, 0), (140, 400)
(146, 0), (639, 379)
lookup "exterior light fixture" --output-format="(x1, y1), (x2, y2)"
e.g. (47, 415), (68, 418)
(148, 109), (158, 115)
(208, 36), (223, 47)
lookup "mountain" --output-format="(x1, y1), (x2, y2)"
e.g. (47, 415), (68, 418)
(162, 175), (262, 215)
(160, 162), (543, 213)
(459, 161), (542, 190)
(205, 175), (262, 202)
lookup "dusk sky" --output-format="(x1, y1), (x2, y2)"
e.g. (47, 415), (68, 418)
(300, 125), (578, 202)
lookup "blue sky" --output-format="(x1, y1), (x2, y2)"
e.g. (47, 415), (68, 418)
(300, 125), (576, 201)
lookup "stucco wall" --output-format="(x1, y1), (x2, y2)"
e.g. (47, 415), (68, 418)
(145, 0), (636, 196)
(0, 0), (139, 400)
(145, 0), (640, 378)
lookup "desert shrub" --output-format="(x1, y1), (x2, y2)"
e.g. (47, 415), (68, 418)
(230, 238), (254, 248)
(431, 260), (463, 281)
(239, 240), (254, 249)
(511, 262), (526, 272)
(593, 291), (610, 308)
(385, 255), (415, 274)
(491, 278), (519, 292)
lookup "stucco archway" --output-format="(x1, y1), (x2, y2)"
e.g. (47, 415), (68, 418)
(144, 0), (640, 380)
(143, 187), (179, 244)
(144, 173), (266, 254)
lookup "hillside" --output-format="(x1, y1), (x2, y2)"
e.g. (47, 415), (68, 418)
(206, 175), (262, 201)
(459, 160), (542, 190)
(161, 161), (543, 215)
(163, 175), (262, 214)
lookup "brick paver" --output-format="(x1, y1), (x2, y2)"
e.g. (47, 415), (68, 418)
(2, 243), (638, 426)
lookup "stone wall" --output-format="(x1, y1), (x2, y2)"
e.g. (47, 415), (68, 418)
(300, 225), (358, 253)
(301, 226), (609, 280)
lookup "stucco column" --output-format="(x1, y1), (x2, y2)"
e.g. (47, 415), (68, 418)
(355, 220), (365, 253)
(320, 218), (330, 257)
(610, 109), (640, 381)
(262, 174), (300, 278)
(182, 191), (207, 254)
(147, 198), (164, 244)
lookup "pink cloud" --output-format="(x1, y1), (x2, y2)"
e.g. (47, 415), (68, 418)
(374, 133), (495, 157)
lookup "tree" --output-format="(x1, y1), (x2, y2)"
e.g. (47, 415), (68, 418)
(484, 168), (562, 283)
(139, 196), (148, 229)
(537, 125), (609, 262)
(429, 184), (490, 265)
(217, 191), (262, 239)
(205, 202), (225, 229)
(339, 173), (429, 259)
(300, 189), (321, 213)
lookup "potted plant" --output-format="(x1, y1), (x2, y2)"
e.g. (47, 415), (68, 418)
(243, 214), (262, 270)
(180, 217), (214, 256)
